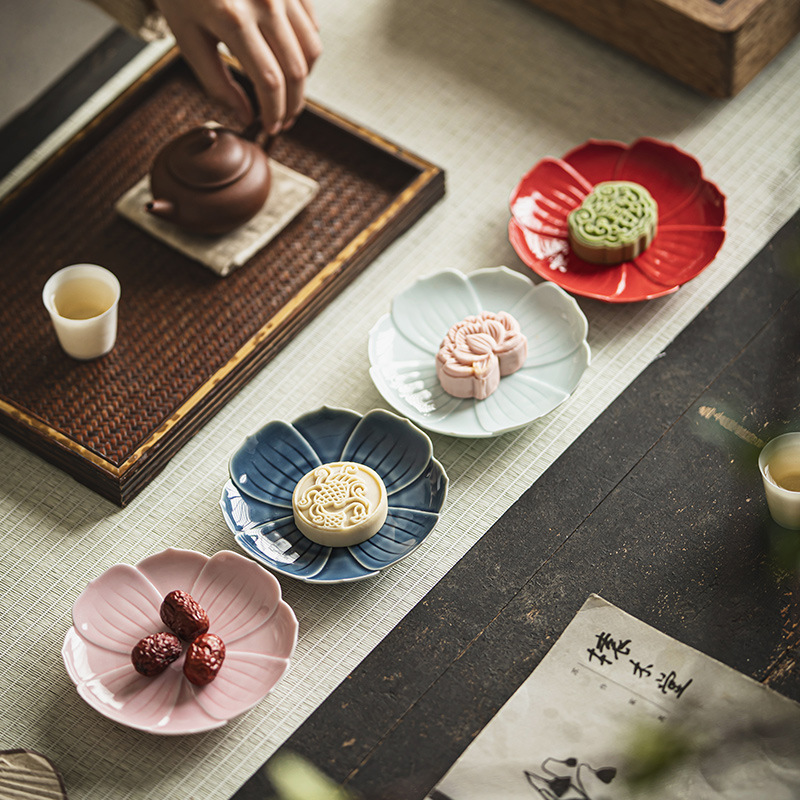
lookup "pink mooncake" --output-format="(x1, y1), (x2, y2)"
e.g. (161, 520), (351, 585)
(436, 311), (527, 400)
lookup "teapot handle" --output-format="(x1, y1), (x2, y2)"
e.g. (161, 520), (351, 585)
(241, 119), (276, 154)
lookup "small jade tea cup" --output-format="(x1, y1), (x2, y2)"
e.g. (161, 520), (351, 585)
(42, 264), (120, 360)
(759, 432), (800, 529)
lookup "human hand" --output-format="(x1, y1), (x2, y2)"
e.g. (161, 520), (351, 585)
(153, 0), (322, 134)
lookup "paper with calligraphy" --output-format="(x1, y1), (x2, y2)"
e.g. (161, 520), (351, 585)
(427, 595), (800, 800)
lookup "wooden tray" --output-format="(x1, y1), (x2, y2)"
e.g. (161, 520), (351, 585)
(0, 48), (445, 506)
(526, 0), (800, 97)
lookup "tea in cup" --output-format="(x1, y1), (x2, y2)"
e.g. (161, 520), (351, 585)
(759, 432), (800, 529)
(42, 264), (120, 360)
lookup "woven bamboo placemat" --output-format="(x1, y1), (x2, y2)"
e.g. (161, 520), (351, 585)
(0, 49), (444, 506)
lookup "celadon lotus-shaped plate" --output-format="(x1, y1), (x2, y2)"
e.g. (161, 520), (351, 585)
(62, 548), (297, 735)
(368, 267), (591, 437)
(222, 407), (448, 583)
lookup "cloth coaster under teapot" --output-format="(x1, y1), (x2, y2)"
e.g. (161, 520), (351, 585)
(115, 160), (319, 277)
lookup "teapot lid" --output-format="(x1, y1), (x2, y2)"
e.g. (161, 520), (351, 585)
(166, 125), (254, 189)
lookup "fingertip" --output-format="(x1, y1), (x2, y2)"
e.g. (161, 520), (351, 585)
(282, 108), (303, 131)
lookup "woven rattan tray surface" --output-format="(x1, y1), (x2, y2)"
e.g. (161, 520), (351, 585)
(0, 49), (444, 505)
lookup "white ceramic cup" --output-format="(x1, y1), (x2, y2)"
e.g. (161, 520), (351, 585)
(759, 432), (800, 529)
(42, 264), (121, 360)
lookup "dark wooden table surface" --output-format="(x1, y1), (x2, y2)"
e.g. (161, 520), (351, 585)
(4, 29), (800, 800)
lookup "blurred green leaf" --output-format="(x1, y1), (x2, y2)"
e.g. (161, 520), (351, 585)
(267, 752), (355, 800)
(622, 722), (696, 791)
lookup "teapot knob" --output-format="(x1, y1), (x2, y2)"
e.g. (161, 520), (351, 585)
(146, 198), (177, 222)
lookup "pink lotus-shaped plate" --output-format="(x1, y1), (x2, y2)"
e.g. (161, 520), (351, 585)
(62, 548), (298, 735)
(509, 138), (726, 302)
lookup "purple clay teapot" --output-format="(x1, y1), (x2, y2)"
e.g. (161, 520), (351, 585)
(146, 123), (271, 235)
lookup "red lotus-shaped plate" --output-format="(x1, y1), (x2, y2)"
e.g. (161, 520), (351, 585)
(509, 138), (726, 302)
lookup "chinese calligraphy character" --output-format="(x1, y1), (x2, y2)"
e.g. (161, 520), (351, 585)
(586, 647), (612, 666)
(657, 670), (693, 698)
(629, 659), (653, 678)
(593, 631), (631, 660)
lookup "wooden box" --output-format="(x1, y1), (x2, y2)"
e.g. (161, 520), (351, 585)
(526, 0), (800, 96)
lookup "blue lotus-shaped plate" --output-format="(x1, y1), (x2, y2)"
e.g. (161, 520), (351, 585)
(368, 267), (591, 437)
(221, 407), (448, 583)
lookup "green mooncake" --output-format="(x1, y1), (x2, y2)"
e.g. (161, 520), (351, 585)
(568, 181), (658, 265)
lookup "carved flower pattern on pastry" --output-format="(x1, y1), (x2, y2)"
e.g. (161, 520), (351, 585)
(222, 407), (447, 583)
(436, 311), (528, 400)
(368, 267), (590, 437)
(509, 138), (726, 302)
(62, 548), (297, 734)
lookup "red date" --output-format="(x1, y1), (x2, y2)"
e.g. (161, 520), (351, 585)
(183, 633), (226, 686)
(131, 632), (182, 677)
(160, 590), (209, 641)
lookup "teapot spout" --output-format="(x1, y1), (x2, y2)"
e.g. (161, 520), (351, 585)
(146, 198), (176, 221)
